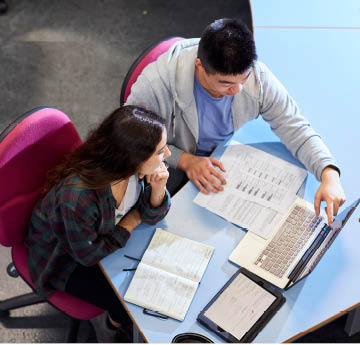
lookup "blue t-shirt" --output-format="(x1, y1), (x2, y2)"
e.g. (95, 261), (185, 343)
(194, 74), (234, 156)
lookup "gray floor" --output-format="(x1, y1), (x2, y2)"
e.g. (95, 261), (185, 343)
(0, 0), (252, 342)
(0, 0), (252, 140)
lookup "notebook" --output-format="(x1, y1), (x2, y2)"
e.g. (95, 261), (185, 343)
(124, 228), (214, 321)
(229, 198), (360, 289)
(197, 268), (285, 342)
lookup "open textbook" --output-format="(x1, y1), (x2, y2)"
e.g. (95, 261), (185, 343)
(194, 142), (307, 239)
(124, 228), (214, 321)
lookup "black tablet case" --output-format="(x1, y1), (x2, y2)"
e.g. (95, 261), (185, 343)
(197, 268), (285, 343)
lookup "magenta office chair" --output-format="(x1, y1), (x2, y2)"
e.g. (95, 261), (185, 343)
(0, 107), (104, 342)
(120, 36), (184, 105)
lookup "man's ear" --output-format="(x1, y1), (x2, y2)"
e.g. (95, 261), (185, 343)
(195, 58), (204, 70)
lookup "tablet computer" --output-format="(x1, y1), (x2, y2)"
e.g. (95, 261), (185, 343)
(197, 268), (285, 343)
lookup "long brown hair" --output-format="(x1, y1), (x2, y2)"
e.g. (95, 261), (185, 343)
(43, 105), (165, 195)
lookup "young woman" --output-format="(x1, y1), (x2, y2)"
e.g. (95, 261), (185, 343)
(24, 105), (171, 342)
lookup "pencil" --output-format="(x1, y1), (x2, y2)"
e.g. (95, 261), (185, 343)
(124, 254), (141, 262)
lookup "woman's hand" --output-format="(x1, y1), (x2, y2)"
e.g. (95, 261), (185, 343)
(146, 162), (169, 207)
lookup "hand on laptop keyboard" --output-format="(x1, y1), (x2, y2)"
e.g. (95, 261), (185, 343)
(314, 167), (346, 226)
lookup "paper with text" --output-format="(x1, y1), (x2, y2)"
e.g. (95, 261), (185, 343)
(124, 264), (198, 321)
(194, 142), (307, 239)
(141, 228), (214, 282)
(204, 273), (276, 340)
(124, 228), (214, 321)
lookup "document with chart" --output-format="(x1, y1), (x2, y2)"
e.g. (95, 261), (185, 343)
(124, 228), (214, 321)
(194, 142), (307, 239)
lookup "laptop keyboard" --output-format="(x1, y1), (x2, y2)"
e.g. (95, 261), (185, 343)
(254, 205), (323, 278)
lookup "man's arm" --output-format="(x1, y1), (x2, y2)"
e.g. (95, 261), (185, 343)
(258, 62), (339, 181)
(257, 62), (345, 220)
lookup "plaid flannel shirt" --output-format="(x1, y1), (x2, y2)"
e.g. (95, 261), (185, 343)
(24, 175), (170, 297)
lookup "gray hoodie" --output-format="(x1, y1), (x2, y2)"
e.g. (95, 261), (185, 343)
(126, 38), (338, 181)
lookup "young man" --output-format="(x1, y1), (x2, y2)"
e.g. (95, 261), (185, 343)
(126, 18), (345, 225)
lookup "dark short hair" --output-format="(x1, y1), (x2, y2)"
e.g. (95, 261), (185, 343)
(197, 18), (257, 75)
(44, 105), (165, 193)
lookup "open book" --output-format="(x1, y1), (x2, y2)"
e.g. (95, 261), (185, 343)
(124, 228), (214, 321)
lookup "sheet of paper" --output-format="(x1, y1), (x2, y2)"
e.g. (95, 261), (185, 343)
(141, 228), (214, 282)
(194, 142), (307, 239)
(204, 273), (276, 341)
(205, 191), (284, 238)
(124, 263), (198, 321)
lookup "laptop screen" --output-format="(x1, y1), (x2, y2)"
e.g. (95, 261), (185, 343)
(289, 198), (360, 288)
(332, 198), (360, 231)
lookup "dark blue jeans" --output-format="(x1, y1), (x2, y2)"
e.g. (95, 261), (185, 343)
(65, 263), (131, 327)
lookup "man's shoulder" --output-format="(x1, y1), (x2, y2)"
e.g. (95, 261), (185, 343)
(158, 37), (199, 60)
(241, 61), (272, 97)
(142, 38), (199, 77)
(129, 38), (198, 106)
(169, 37), (200, 54)
(252, 61), (270, 78)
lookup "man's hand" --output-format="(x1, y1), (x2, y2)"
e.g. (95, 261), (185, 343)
(177, 152), (226, 194)
(314, 167), (346, 226)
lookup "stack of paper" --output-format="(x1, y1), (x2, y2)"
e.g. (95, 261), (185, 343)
(194, 142), (307, 239)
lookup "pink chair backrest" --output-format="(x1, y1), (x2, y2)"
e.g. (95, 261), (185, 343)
(122, 37), (184, 104)
(0, 108), (82, 247)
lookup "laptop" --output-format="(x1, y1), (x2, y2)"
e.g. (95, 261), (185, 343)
(229, 197), (360, 289)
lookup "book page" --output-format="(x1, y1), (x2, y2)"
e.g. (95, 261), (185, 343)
(204, 272), (276, 340)
(124, 263), (198, 321)
(141, 228), (214, 282)
(194, 142), (307, 239)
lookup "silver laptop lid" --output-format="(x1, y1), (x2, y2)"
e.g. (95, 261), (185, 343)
(286, 198), (360, 289)
(332, 198), (360, 231)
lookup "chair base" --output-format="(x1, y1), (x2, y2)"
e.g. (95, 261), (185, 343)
(7, 263), (20, 277)
(0, 291), (83, 342)
(0, 291), (45, 315)
(66, 317), (81, 343)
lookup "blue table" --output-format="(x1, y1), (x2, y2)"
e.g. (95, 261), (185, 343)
(101, 119), (360, 343)
(101, 9), (360, 343)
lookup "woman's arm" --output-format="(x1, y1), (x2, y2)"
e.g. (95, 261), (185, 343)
(118, 209), (141, 231)
(59, 193), (131, 266)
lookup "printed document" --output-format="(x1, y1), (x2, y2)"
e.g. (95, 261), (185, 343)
(194, 142), (307, 239)
(124, 228), (214, 321)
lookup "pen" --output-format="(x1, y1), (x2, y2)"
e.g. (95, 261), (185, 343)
(123, 268), (137, 271)
(143, 308), (168, 319)
(124, 254), (141, 262)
